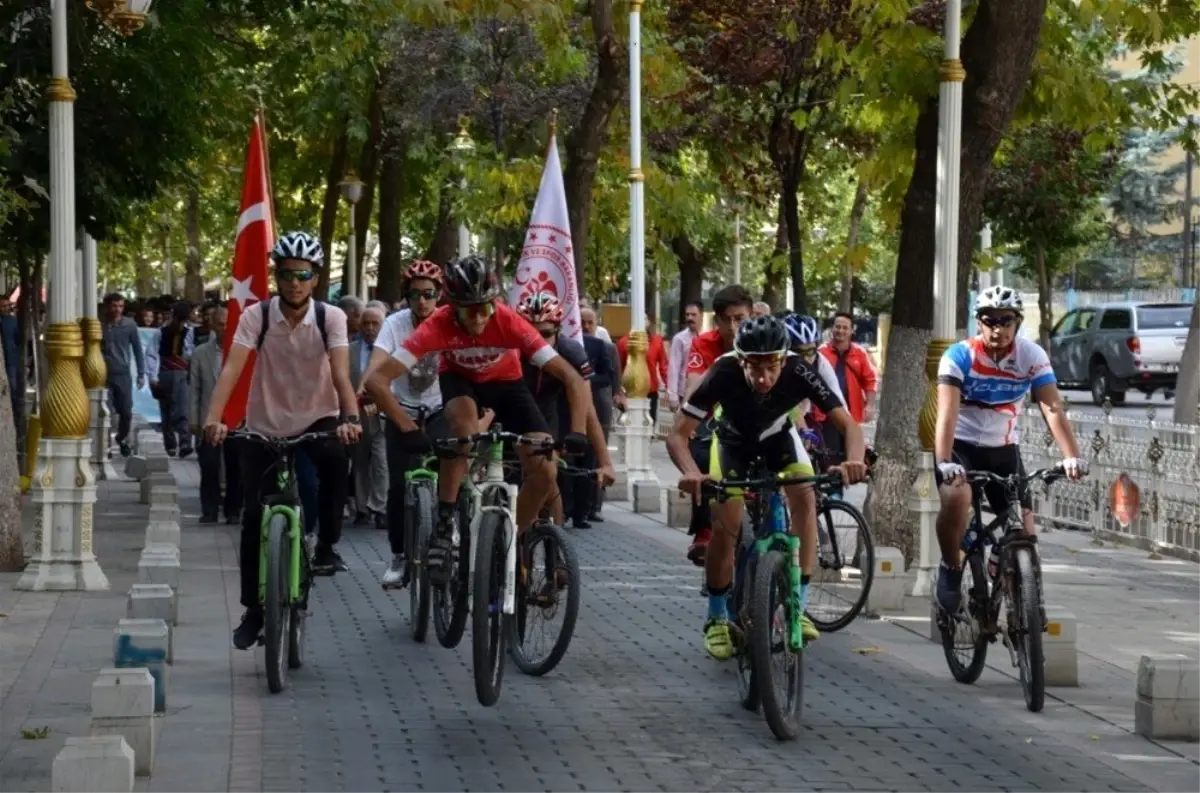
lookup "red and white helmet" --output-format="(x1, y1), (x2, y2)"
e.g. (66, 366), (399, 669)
(403, 260), (443, 289)
(517, 291), (564, 325)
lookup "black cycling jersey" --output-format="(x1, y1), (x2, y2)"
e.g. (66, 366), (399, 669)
(682, 352), (843, 441)
(523, 335), (592, 406)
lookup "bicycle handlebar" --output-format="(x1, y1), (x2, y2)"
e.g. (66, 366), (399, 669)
(228, 429), (340, 448)
(700, 469), (844, 495)
(964, 463), (1071, 490)
(433, 430), (557, 454)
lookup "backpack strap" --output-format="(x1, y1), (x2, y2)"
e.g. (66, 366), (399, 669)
(255, 298), (329, 351)
(315, 300), (328, 350)
(255, 299), (271, 350)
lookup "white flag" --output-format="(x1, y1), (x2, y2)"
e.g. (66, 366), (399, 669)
(509, 134), (583, 339)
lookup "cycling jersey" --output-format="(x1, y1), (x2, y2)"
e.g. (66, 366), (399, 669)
(683, 352), (843, 442)
(936, 336), (1055, 446)
(524, 335), (592, 404)
(686, 329), (727, 376)
(396, 303), (558, 383)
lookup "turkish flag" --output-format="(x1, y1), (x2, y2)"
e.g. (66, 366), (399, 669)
(221, 116), (275, 428)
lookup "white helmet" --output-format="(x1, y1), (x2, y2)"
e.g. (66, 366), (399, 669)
(271, 231), (324, 268)
(976, 286), (1022, 315)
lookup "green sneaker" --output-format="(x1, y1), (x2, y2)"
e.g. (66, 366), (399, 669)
(801, 613), (820, 643)
(703, 617), (735, 660)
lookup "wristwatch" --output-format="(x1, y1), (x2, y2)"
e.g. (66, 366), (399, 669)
(341, 415), (361, 426)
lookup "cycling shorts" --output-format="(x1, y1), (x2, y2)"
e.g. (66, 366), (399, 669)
(439, 370), (551, 438)
(935, 439), (1032, 512)
(708, 425), (814, 500)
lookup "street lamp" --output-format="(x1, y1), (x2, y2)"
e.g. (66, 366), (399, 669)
(339, 172), (364, 299)
(909, 0), (965, 597)
(20, 1), (154, 592)
(450, 117), (475, 259)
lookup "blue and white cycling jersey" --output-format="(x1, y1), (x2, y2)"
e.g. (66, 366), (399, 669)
(936, 336), (1056, 446)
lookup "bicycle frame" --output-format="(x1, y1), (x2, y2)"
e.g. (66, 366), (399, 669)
(257, 451), (304, 603)
(458, 437), (519, 616)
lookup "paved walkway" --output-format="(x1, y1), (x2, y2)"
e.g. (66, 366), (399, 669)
(0, 453), (1197, 792)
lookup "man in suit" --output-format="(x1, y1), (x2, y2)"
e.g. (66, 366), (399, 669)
(573, 307), (624, 525)
(189, 306), (242, 524)
(349, 305), (389, 529)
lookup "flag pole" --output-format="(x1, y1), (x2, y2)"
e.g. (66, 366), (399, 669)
(255, 92), (279, 239)
(547, 108), (558, 156)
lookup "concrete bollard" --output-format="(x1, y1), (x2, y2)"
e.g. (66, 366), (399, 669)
(137, 545), (181, 591)
(127, 583), (177, 627)
(633, 481), (662, 514)
(147, 483), (179, 506)
(866, 547), (907, 613)
(147, 503), (181, 523)
(144, 518), (181, 548)
(1042, 607), (1079, 687)
(114, 619), (171, 713)
(123, 456), (147, 481)
(1135, 655), (1200, 741)
(139, 472), (175, 505)
(52, 735), (135, 792)
(666, 489), (693, 529)
(90, 668), (157, 777)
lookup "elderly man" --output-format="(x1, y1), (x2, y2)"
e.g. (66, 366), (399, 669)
(752, 300), (772, 318)
(667, 300), (702, 412)
(339, 295), (365, 341)
(576, 307), (623, 525)
(349, 305), (389, 529)
(189, 307), (242, 524)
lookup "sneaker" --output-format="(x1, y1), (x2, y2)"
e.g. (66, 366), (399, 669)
(587, 512), (604, 523)
(199, 514), (218, 525)
(311, 544), (340, 576)
(119, 442), (132, 458)
(374, 512), (388, 532)
(687, 527), (711, 567)
(426, 515), (456, 586)
(703, 617), (735, 661)
(232, 608), (264, 650)
(178, 445), (194, 459)
(382, 554), (406, 588)
(801, 613), (821, 643)
(354, 511), (370, 527)
(935, 563), (963, 616)
(571, 518), (592, 529)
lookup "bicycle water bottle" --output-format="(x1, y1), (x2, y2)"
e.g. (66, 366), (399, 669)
(769, 491), (787, 533)
(962, 526), (978, 552)
(987, 547), (999, 579)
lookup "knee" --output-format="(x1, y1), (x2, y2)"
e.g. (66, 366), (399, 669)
(938, 486), (971, 514)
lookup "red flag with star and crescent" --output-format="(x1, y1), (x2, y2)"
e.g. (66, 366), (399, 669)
(221, 114), (276, 427)
(509, 133), (583, 339)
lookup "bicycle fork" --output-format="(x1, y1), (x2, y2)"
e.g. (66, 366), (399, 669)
(503, 483), (518, 616)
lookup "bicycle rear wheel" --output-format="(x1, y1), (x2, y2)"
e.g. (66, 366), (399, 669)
(508, 523), (581, 676)
(472, 510), (510, 706)
(806, 500), (874, 633)
(731, 545), (759, 712)
(433, 490), (472, 649)
(263, 514), (291, 693)
(408, 482), (435, 643)
(287, 519), (310, 669)
(750, 549), (805, 740)
(1011, 545), (1045, 712)
(940, 552), (989, 684)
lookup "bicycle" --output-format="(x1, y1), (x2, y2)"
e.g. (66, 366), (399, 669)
(703, 466), (844, 741)
(432, 426), (556, 707)
(935, 464), (1071, 713)
(230, 428), (338, 694)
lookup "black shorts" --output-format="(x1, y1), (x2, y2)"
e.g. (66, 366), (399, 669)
(439, 371), (551, 438)
(935, 440), (1032, 512)
(709, 425), (814, 498)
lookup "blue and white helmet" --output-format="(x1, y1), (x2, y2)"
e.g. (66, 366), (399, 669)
(783, 313), (821, 347)
(271, 231), (324, 269)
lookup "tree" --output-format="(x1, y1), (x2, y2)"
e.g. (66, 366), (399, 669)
(1174, 298), (1199, 425)
(0, 342), (21, 571)
(984, 123), (1117, 346)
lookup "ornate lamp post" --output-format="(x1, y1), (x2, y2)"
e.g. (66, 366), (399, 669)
(21, 1), (155, 591)
(450, 118), (475, 260)
(339, 172), (364, 299)
(80, 232), (116, 482)
(909, 0), (965, 596)
(619, 0), (660, 510)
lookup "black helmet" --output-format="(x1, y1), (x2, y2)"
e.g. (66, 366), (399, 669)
(734, 315), (789, 358)
(442, 254), (500, 305)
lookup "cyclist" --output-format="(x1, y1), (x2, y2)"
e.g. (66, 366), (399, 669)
(683, 285), (753, 566)
(359, 254), (616, 582)
(202, 231), (363, 650)
(667, 315), (869, 660)
(515, 291), (611, 525)
(370, 260), (447, 587)
(933, 286), (1087, 617)
(782, 313), (844, 424)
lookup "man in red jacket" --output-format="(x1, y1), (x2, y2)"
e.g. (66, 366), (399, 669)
(617, 315), (668, 423)
(817, 312), (878, 458)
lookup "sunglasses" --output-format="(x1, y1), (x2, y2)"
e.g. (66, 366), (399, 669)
(796, 345), (817, 359)
(276, 269), (315, 282)
(407, 288), (439, 302)
(979, 314), (1018, 328)
(538, 328), (558, 340)
(455, 302), (495, 322)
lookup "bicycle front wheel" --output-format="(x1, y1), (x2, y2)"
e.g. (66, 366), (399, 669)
(508, 523), (581, 677)
(408, 482), (435, 643)
(1011, 545), (1045, 712)
(941, 552), (989, 684)
(287, 522), (310, 670)
(806, 500), (874, 633)
(263, 513), (292, 693)
(433, 490), (472, 649)
(472, 510), (510, 707)
(750, 549), (805, 740)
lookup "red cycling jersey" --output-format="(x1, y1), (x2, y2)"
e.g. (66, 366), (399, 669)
(686, 329), (727, 376)
(396, 303), (559, 383)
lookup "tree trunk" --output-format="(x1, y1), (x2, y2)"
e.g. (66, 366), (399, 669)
(671, 235), (707, 329)
(1173, 297), (1200, 424)
(782, 181), (806, 314)
(841, 178), (869, 313)
(865, 0), (1050, 563)
(135, 250), (155, 301)
(563, 0), (625, 291)
(423, 190), (459, 266)
(15, 246), (31, 443)
(1035, 245), (1053, 348)
(0, 336), (22, 571)
(761, 200), (788, 311)
(353, 79), (384, 296)
(183, 184), (204, 303)
(375, 145), (405, 305)
(316, 128), (350, 300)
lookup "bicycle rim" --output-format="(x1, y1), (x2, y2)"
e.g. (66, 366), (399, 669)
(806, 501), (874, 632)
(433, 491), (472, 649)
(940, 552), (989, 684)
(409, 483), (434, 643)
(750, 550), (804, 740)
(287, 527), (309, 670)
(472, 511), (508, 707)
(733, 549), (759, 712)
(508, 524), (581, 677)
(264, 514), (291, 693)
(1012, 546), (1045, 712)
